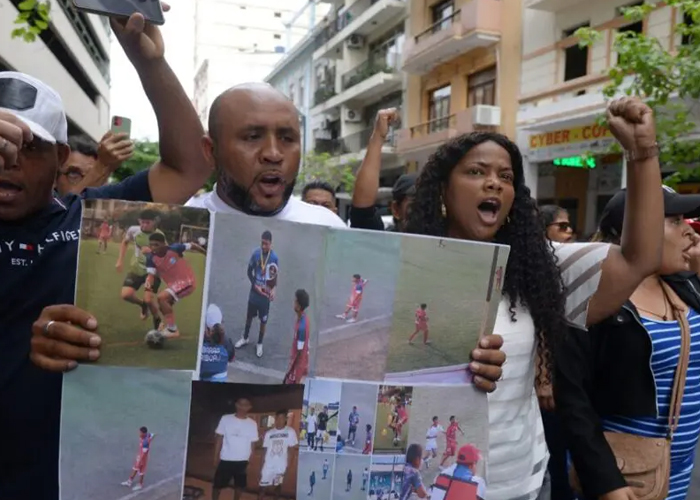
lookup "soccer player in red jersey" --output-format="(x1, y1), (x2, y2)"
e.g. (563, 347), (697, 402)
(409, 303), (430, 344)
(121, 427), (155, 492)
(390, 403), (409, 445)
(362, 424), (373, 455)
(284, 289), (311, 384)
(96, 220), (112, 254)
(336, 274), (368, 323)
(441, 416), (465, 467)
(494, 266), (504, 292)
(145, 233), (206, 338)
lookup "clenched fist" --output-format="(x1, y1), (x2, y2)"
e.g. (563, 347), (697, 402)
(606, 97), (656, 153)
(373, 108), (400, 141)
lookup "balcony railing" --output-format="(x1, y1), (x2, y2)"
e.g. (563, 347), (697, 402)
(408, 114), (456, 137)
(415, 9), (461, 44)
(341, 53), (400, 91)
(315, 138), (345, 155)
(317, 127), (398, 156)
(314, 21), (339, 49)
(314, 84), (337, 106)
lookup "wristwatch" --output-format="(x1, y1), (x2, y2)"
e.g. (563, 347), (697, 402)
(624, 143), (660, 162)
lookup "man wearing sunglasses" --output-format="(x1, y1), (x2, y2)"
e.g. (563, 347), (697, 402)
(0, 7), (208, 500)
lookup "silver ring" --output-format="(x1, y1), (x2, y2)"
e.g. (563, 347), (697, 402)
(43, 320), (56, 337)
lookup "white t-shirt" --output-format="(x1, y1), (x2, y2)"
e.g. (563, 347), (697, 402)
(486, 242), (610, 500)
(185, 188), (346, 228)
(215, 414), (259, 462)
(306, 413), (318, 433)
(262, 426), (298, 475)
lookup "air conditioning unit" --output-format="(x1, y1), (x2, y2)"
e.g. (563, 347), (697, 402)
(346, 34), (365, 49)
(344, 109), (362, 122)
(471, 105), (501, 127)
(320, 119), (330, 130)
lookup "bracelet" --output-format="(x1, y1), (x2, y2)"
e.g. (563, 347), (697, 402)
(624, 143), (660, 162)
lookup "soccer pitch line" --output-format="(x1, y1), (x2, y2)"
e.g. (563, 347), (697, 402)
(318, 314), (392, 348)
(229, 360), (287, 380)
(116, 474), (182, 500)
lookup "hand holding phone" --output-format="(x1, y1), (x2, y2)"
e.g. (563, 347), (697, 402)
(110, 116), (132, 137)
(72, 0), (165, 25)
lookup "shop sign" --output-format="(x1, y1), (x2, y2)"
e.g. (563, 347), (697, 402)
(528, 124), (615, 162)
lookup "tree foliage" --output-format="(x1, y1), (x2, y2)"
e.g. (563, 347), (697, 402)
(111, 141), (160, 182)
(297, 151), (358, 193)
(576, 1), (700, 186)
(12, 0), (51, 43)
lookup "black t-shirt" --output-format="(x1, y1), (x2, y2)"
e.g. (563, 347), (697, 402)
(0, 170), (152, 500)
(349, 205), (385, 231)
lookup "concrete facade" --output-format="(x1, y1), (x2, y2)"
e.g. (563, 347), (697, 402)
(0, 0), (111, 140)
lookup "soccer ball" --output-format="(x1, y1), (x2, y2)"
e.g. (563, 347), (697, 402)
(145, 330), (165, 348)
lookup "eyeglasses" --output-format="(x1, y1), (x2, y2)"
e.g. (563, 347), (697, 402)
(549, 221), (572, 232)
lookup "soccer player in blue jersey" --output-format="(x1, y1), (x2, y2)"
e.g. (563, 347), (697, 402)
(200, 304), (234, 382)
(235, 230), (279, 358)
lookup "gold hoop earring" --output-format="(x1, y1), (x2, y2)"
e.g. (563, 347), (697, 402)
(441, 203), (447, 218)
(507, 216), (511, 224)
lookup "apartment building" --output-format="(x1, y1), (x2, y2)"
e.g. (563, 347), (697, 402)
(520, 0), (692, 235)
(0, 0), (111, 140)
(193, 0), (330, 126)
(396, 0), (523, 169)
(308, 0), (409, 188)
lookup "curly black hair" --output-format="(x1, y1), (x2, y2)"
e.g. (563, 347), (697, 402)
(405, 132), (567, 382)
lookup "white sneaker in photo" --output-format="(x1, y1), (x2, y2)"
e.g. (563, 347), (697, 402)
(256, 343), (264, 358)
(132, 484), (143, 491)
(235, 337), (249, 349)
(346, 317), (357, 323)
(335, 314), (346, 320)
(121, 481), (131, 487)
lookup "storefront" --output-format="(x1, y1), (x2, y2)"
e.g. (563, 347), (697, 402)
(523, 122), (624, 239)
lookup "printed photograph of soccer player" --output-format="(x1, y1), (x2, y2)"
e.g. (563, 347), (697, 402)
(367, 455), (405, 500)
(332, 455), (372, 500)
(384, 237), (509, 385)
(60, 366), (192, 500)
(373, 385), (413, 455)
(337, 381), (379, 454)
(204, 212), (325, 384)
(301, 378), (341, 453)
(76, 199), (209, 369)
(184, 382), (303, 500)
(297, 452), (335, 499)
(315, 230), (400, 382)
(406, 385), (488, 498)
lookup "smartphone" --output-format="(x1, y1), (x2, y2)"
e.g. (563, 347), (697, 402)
(111, 116), (132, 137)
(72, 0), (165, 26)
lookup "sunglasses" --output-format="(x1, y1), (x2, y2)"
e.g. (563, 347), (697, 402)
(549, 221), (572, 232)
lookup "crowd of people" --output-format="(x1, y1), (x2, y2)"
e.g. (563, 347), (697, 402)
(2, 4), (700, 500)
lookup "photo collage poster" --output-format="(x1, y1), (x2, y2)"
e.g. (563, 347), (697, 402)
(61, 199), (510, 500)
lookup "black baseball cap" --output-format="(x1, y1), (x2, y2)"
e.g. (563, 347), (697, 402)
(599, 186), (700, 238)
(392, 173), (417, 201)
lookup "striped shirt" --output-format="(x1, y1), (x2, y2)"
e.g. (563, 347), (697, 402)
(602, 309), (700, 500)
(486, 242), (611, 500)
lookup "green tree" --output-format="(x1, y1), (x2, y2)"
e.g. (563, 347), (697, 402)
(112, 140), (160, 182)
(576, 1), (700, 187)
(297, 151), (358, 193)
(11, 0), (51, 43)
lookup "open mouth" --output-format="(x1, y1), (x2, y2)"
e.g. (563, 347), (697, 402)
(476, 198), (502, 226)
(257, 173), (285, 196)
(0, 180), (22, 202)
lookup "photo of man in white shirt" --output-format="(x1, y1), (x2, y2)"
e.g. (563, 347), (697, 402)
(212, 398), (259, 500)
(259, 410), (299, 499)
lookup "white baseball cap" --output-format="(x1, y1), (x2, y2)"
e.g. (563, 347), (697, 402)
(206, 304), (223, 328)
(0, 72), (68, 144)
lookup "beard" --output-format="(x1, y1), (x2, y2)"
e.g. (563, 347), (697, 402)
(217, 169), (296, 217)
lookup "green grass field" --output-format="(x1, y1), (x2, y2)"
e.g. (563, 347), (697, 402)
(373, 402), (411, 453)
(385, 237), (498, 374)
(75, 238), (206, 369)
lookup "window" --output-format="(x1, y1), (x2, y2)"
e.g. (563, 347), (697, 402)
(618, 2), (644, 35)
(467, 66), (496, 106)
(428, 85), (451, 132)
(273, 34), (281, 39)
(299, 76), (305, 108)
(274, 11), (282, 18)
(432, 0), (454, 26)
(563, 23), (589, 82)
(682, 12), (695, 46)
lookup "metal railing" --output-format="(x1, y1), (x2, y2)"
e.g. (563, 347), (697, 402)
(344, 127), (398, 150)
(314, 83), (337, 106)
(315, 138), (345, 155)
(408, 114), (456, 137)
(341, 53), (400, 91)
(415, 9), (461, 44)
